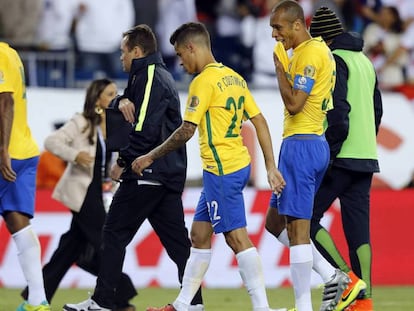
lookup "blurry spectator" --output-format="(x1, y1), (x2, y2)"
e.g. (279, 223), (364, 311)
(363, 6), (408, 90)
(36, 122), (67, 189)
(73, 0), (134, 81)
(372, 1), (414, 89)
(132, 0), (158, 31)
(353, 0), (383, 33)
(298, 0), (313, 25)
(155, 0), (197, 81)
(33, 0), (82, 87)
(382, 0), (414, 27)
(213, 0), (257, 82)
(402, 23), (414, 85)
(36, 0), (80, 52)
(0, 0), (43, 49)
(251, 0), (281, 87)
(195, 0), (219, 35)
(213, 0), (242, 72)
(386, 0), (414, 86)
(237, 0), (261, 82)
(326, 0), (359, 32)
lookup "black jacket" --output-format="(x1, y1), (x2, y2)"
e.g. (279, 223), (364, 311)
(326, 32), (383, 173)
(111, 52), (186, 193)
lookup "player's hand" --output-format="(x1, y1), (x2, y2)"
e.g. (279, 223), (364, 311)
(0, 151), (16, 182)
(119, 98), (135, 123)
(267, 167), (286, 194)
(131, 154), (153, 176)
(74, 151), (94, 168)
(273, 52), (284, 74)
(273, 41), (289, 71)
(110, 163), (123, 182)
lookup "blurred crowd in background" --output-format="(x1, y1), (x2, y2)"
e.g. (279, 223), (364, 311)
(0, 0), (413, 94)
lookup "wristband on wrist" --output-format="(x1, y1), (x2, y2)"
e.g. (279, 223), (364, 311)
(116, 157), (126, 168)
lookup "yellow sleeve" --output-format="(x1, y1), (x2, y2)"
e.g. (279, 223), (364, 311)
(183, 76), (213, 125)
(0, 53), (13, 93)
(273, 41), (289, 72)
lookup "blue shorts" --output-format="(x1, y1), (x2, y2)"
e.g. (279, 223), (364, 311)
(0, 157), (39, 218)
(270, 135), (329, 219)
(194, 164), (251, 234)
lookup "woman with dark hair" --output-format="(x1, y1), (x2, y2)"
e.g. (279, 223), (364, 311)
(363, 5), (408, 89)
(21, 79), (137, 311)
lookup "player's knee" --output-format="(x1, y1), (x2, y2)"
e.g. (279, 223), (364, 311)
(265, 210), (285, 237)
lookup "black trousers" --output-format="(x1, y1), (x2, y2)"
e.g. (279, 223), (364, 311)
(22, 184), (137, 308)
(311, 166), (373, 297)
(92, 180), (203, 308)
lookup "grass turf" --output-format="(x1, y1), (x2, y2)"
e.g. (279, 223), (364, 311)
(1, 286), (413, 310)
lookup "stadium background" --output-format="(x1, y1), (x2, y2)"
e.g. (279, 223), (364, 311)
(0, 87), (413, 288)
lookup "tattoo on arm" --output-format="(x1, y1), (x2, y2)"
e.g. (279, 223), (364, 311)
(150, 121), (196, 160)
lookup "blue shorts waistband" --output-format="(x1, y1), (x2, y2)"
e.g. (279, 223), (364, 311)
(283, 134), (325, 141)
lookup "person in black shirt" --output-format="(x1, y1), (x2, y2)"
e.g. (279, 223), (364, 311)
(63, 25), (203, 311)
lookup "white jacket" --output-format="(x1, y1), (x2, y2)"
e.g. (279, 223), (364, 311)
(45, 113), (97, 212)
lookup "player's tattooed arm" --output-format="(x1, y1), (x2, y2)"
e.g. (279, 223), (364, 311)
(152, 121), (196, 159)
(131, 121), (197, 176)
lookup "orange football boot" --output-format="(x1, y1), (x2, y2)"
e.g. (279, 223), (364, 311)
(344, 298), (373, 311)
(335, 271), (367, 310)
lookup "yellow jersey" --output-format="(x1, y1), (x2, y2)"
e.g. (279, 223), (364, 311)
(274, 41), (290, 71)
(283, 37), (335, 137)
(0, 42), (39, 159)
(184, 63), (260, 176)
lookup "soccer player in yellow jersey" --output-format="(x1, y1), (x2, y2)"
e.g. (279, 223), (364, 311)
(0, 42), (50, 311)
(133, 22), (286, 311)
(265, 1), (350, 311)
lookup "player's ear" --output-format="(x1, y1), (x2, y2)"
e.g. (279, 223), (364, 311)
(293, 19), (302, 31)
(187, 41), (196, 53)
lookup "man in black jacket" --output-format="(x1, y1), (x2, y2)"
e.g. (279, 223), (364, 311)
(309, 7), (383, 311)
(63, 24), (203, 311)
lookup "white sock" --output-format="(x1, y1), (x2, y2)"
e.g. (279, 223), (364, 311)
(277, 228), (289, 247)
(311, 241), (336, 283)
(173, 247), (211, 311)
(236, 247), (269, 311)
(278, 229), (335, 283)
(290, 244), (313, 311)
(13, 225), (47, 305)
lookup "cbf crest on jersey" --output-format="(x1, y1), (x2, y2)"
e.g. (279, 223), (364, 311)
(188, 95), (200, 112)
(304, 65), (315, 77)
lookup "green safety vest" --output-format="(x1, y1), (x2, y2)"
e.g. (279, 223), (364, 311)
(332, 49), (378, 160)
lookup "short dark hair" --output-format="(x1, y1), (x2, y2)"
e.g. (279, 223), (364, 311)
(169, 22), (211, 48)
(272, 0), (305, 24)
(122, 24), (157, 55)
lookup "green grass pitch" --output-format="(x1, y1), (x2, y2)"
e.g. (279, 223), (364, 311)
(1, 286), (413, 310)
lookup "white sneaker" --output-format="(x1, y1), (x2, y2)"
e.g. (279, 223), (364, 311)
(188, 304), (205, 311)
(320, 269), (351, 311)
(63, 298), (111, 311)
(270, 308), (288, 311)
